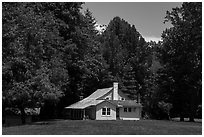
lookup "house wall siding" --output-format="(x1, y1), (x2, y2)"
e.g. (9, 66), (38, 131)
(96, 101), (116, 120)
(119, 107), (141, 120)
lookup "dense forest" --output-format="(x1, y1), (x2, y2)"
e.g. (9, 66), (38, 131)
(2, 2), (202, 124)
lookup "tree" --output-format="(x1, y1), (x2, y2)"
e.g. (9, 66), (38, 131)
(158, 101), (173, 120)
(2, 2), (72, 123)
(122, 64), (139, 100)
(159, 2), (202, 121)
(100, 17), (148, 101)
(64, 8), (113, 99)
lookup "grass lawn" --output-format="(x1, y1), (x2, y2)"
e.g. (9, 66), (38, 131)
(2, 119), (202, 135)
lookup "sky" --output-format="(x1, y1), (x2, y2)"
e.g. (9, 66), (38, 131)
(82, 2), (182, 42)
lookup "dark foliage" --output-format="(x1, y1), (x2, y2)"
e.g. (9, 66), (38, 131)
(156, 2), (202, 121)
(2, 2), (201, 123)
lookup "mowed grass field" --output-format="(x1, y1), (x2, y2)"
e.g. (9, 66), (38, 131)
(2, 119), (202, 135)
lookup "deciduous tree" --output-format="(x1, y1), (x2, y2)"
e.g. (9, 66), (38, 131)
(159, 2), (202, 121)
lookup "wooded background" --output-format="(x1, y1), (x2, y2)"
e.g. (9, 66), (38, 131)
(2, 2), (202, 123)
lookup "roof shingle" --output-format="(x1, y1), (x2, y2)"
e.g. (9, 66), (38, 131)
(107, 100), (142, 107)
(65, 87), (113, 109)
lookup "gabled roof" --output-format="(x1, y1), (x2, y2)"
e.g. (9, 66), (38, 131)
(65, 98), (104, 109)
(107, 100), (142, 107)
(65, 87), (113, 109)
(87, 87), (113, 99)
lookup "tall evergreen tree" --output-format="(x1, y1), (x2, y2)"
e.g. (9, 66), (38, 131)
(101, 16), (148, 101)
(122, 64), (139, 100)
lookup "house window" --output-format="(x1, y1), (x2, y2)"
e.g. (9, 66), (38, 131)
(124, 108), (127, 112)
(133, 108), (136, 112)
(128, 108), (132, 112)
(107, 108), (110, 115)
(102, 107), (111, 115)
(102, 108), (106, 115)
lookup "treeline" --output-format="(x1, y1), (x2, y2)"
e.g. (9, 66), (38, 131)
(2, 2), (201, 123)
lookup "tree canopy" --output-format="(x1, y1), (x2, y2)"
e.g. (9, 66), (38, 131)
(157, 2), (202, 121)
(2, 2), (201, 123)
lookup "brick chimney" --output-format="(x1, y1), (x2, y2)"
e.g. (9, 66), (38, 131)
(113, 82), (118, 100)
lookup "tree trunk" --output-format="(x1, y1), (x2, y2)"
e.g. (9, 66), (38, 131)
(2, 105), (6, 125)
(189, 104), (196, 122)
(189, 88), (197, 122)
(20, 107), (26, 124)
(180, 115), (184, 121)
(180, 102), (185, 121)
(180, 109), (184, 121)
(189, 116), (195, 122)
(168, 114), (171, 121)
(167, 113), (171, 121)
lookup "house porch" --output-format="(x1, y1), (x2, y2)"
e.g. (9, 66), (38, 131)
(65, 106), (96, 120)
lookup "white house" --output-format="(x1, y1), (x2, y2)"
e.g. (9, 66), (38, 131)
(65, 82), (142, 120)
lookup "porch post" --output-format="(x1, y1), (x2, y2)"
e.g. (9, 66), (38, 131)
(72, 109), (74, 119)
(77, 109), (80, 119)
(75, 109), (77, 119)
(80, 109), (83, 120)
(70, 109), (72, 119)
(76, 109), (77, 119)
(83, 109), (85, 120)
(73, 109), (76, 119)
(76, 109), (78, 119)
